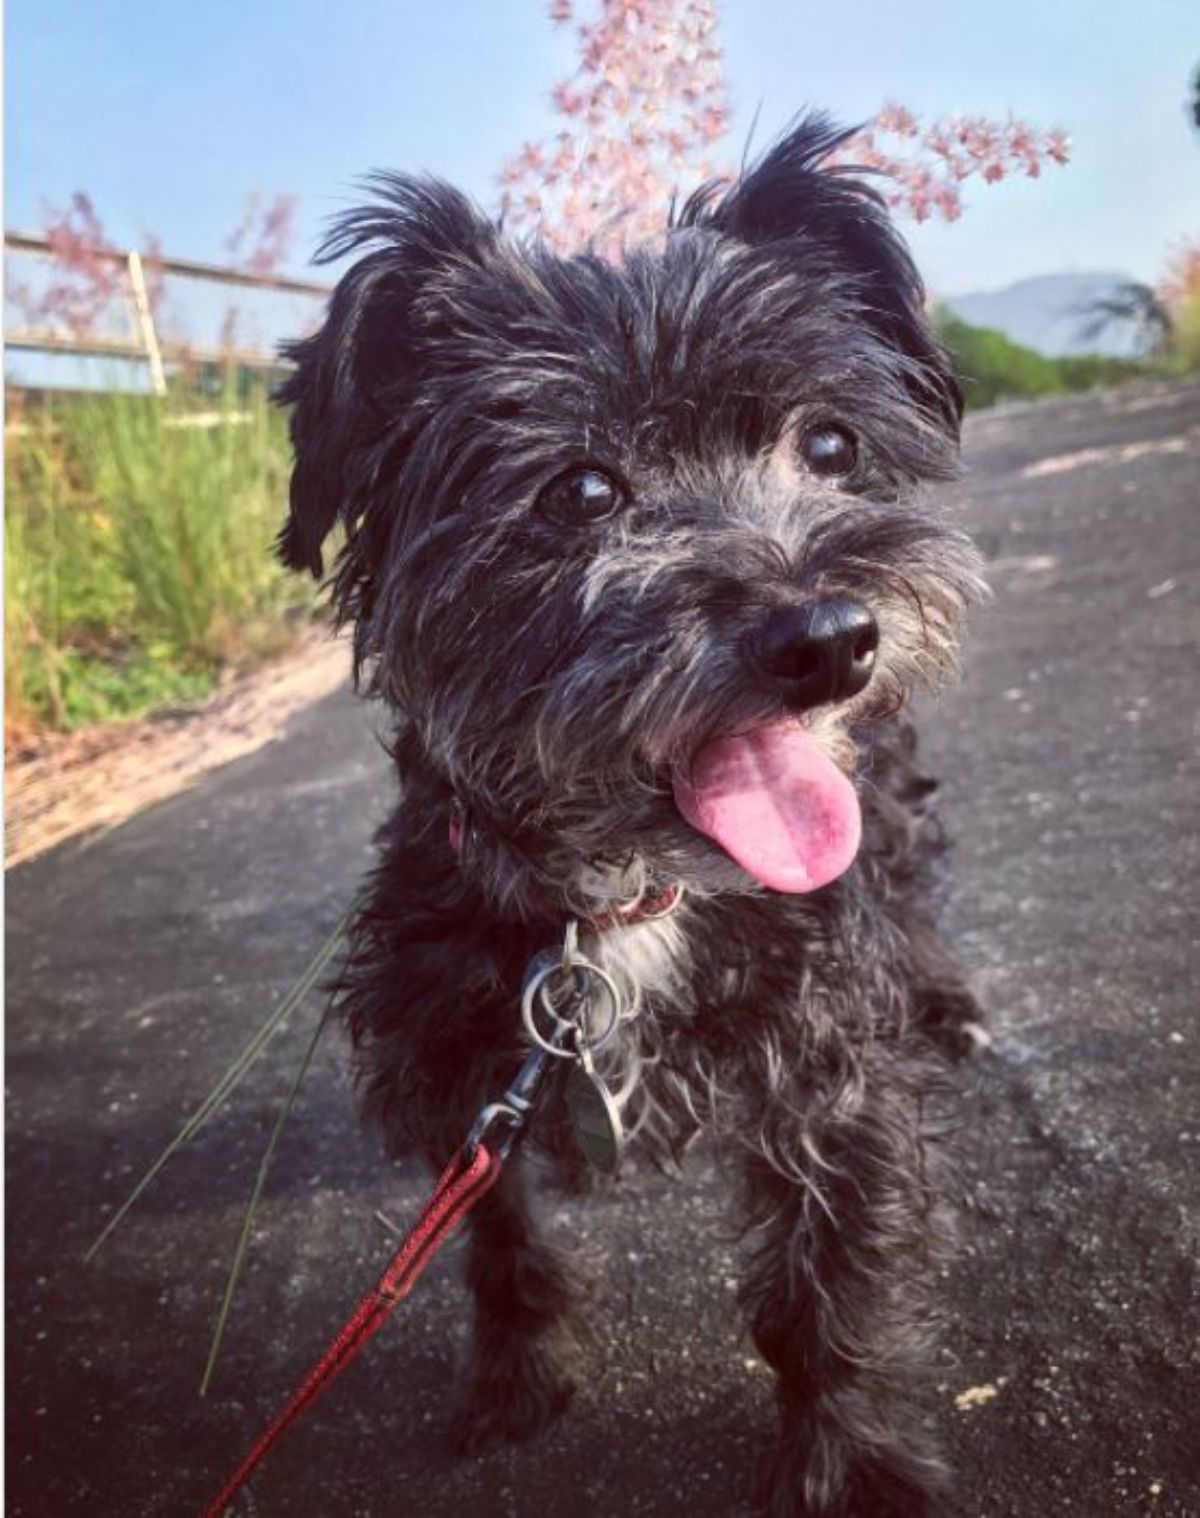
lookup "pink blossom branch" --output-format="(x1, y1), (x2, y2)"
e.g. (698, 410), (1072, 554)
(840, 105), (1071, 223)
(6, 190), (302, 354)
(1157, 238), (1200, 311)
(498, 3), (1070, 252)
(220, 191), (301, 353)
(6, 193), (131, 337)
(498, 0), (730, 255)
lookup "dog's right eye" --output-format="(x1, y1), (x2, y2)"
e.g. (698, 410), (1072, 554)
(536, 467), (628, 525)
(799, 423), (859, 479)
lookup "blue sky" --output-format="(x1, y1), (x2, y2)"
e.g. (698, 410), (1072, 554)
(7, 0), (1198, 314)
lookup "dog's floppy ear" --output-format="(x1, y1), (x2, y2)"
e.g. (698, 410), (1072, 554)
(276, 177), (495, 577)
(681, 114), (963, 440)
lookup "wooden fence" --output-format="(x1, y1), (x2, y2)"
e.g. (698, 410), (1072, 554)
(4, 231), (332, 393)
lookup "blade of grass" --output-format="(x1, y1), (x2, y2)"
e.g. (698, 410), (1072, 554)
(200, 1000), (332, 1397)
(84, 911), (349, 1262)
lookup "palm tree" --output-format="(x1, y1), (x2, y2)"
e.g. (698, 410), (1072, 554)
(1075, 282), (1173, 358)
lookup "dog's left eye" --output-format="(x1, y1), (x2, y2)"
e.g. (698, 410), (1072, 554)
(799, 424), (859, 479)
(536, 466), (628, 525)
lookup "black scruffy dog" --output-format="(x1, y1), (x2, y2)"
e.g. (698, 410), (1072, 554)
(278, 116), (986, 1518)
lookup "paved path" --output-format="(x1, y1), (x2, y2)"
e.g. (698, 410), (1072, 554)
(8, 381), (1199, 1517)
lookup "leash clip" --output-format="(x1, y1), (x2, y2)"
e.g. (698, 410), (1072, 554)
(463, 1032), (563, 1161)
(464, 1095), (530, 1162)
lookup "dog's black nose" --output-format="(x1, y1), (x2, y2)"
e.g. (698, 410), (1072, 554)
(752, 597), (879, 707)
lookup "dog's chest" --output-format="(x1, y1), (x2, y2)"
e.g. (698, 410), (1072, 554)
(582, 912), (691, 1016)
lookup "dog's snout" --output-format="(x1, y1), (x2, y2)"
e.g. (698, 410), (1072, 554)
(751, 597), (879, 707)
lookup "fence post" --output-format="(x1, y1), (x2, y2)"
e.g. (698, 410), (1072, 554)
(126, 249), (167, 396)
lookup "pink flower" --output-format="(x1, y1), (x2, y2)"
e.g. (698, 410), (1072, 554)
(494, 0), (1068, 254)
(876, 102), (919, 138)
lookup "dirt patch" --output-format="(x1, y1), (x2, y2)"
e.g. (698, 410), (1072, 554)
(1020, 430), (1195, 478)
(5, 627), (351, 868)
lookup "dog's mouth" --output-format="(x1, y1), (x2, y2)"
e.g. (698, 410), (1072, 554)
(671, 717), (861, 893)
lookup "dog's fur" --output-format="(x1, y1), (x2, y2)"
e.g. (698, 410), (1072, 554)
(278, 116), (985, 1517)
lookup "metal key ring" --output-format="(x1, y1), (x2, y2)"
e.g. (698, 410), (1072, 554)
(521, 955), (622, 1057)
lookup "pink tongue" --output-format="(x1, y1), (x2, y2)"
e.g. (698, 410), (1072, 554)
(673, 720), (861, 893)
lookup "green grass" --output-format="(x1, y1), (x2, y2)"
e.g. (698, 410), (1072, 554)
(5, 380), (321, 737)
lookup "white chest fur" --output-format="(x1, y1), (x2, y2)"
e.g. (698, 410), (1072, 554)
(582, 910), (691, 1019)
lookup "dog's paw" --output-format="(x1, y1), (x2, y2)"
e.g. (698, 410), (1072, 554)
(915, 985), (991, 1064)
(450, 1333), (582, 1454)
(759, 1435), (947, 1518)
(953, 1016), (993, 1058)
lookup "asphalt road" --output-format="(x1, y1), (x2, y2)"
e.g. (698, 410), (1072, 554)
(8, 380), (1199, 1518)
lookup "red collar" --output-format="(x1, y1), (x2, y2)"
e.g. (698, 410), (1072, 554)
(585, 882), (683, 933)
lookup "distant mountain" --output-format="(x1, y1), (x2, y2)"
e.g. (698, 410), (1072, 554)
(941, 272), (1147, 358)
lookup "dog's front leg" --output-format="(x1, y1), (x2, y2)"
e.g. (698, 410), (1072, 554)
(449, 1154), (597, 1453)
(737, 1067), (949, 1518)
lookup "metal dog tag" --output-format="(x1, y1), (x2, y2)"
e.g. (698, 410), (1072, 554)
(565, 1055), (624, 1174)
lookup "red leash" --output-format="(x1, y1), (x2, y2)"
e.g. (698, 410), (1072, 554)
(203, 1140), (502, 1518)
(202, 910), (648, 1516)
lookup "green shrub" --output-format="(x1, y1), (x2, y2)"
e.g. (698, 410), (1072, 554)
(933, 310), (1065, 409)
(933, 308), (1157, 410)
(5, 381), (319, 736)
(1167, 290), (1200, 373)
(1056, 353), (1150, 390)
